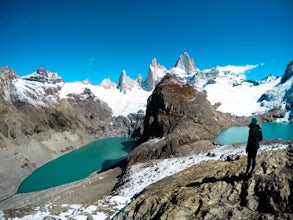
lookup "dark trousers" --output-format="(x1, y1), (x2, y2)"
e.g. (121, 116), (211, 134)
(246, 150), (257, 174)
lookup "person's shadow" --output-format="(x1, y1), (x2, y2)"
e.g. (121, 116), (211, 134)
(186, 173), (250, 188)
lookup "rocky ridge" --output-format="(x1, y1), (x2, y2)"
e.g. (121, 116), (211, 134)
(115, 148), (293, 220)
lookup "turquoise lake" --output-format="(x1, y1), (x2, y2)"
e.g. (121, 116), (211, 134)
(18, 137), (138, 193)
(215, 122), (293, 145)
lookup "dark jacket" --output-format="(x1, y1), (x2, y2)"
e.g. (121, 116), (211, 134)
(246, 124), (262, 153)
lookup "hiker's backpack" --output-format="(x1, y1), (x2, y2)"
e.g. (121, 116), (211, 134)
(258, 127), (263, 141)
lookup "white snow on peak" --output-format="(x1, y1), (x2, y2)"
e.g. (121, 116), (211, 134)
(10, 78), (63, 107)
(1, 58), (290, 119)
(169, 67), (189, 77)
(99, 78), (117, 89)
(59, 82), (151, 117)
(22, 67), (64, 84)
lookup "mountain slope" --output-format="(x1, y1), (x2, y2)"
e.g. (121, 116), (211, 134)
(115, 149), (293, 220)
(259, 61), (293, 121)
(0, 67), (129, 200)
(203, 70), (280, 116)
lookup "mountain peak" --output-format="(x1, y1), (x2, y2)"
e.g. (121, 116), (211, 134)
(117, 70), (141, 94)
(100, 78), (116, 89)
(0, 67), (19, 82)
(145, 58), (167, 91)
(22, 67), (64, 84)
(175, 52), (198, 75)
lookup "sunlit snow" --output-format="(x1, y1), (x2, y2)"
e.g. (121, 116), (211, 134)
(59, 82), (151, 116)
(204, 72), (280, 116)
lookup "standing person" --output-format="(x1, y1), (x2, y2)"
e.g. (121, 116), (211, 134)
(245, 116), (263, 175)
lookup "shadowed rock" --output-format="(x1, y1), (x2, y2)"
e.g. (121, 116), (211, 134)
(115, 148), (293, 220)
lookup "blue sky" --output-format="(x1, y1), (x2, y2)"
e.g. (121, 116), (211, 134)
(1, 0), (292, 84)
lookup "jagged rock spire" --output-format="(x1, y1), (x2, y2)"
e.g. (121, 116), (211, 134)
(117, 70), (142, 94)
(175, 52), (198, 75)
(145, 58), (167, 91)
(117, 70), (127, 93)
(146, 59), (157, 91)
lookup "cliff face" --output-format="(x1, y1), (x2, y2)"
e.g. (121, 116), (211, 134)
(116, 149), (293, 220)
(128, 74), (230, 164)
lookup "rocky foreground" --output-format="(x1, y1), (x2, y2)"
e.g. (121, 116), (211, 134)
(115, 146), (293, 220)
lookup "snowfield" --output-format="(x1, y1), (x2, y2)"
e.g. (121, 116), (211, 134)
(6, 142), (288, 220)
(59, 82), (151, 117)
(204, 74), (280, 116)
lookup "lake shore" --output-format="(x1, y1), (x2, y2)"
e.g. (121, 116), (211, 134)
(0, 167), (122, 211)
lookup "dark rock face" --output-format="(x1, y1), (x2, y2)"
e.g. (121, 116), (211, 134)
(280, 61), (293, 84)
(115, 149), (293, 220)
(128, 110), (145, 138)
(285, 84), (293, 121)
(142, 74), (222, 141)
(128, 74), (226, 164)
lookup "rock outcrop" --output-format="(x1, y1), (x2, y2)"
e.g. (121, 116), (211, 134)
(115, 149), (293, 220)
(280, 61), (293, 84)
(127, 74), (231, 165)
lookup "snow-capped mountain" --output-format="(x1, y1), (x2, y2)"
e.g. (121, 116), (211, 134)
(0, 67), (63, 107)
(169, 52), (199, 84)
(21, 66), (64, 84)
(203, 68), (280, 116)
(59, 80), (150, 117)
(0, 53), (292, 121)
(259, 61), (293, 120)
